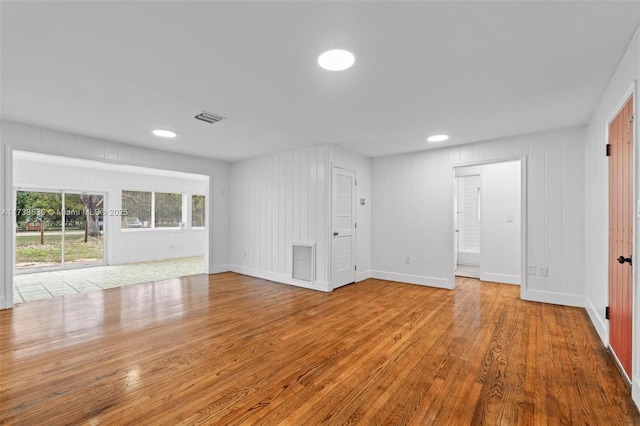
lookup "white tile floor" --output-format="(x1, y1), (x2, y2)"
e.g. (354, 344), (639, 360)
(455, 264), (480, 279)
(13, 256), (205, 304)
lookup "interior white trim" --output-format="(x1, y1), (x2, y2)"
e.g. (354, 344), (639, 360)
(1, 145), (15, 309)
(357, 270), (372, 282)
(209, 264), (231, 274)
(521, 289), (585, 308)
(230, 264), (331, 292)
(481, 273), (521, 285)
(585, 296), (608, 345)
(371, 270), (453, 289)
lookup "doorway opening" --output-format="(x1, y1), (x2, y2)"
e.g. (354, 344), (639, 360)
(453, 160), (522, 286)
(454, 173), (481, 279)
(10, 150), (211, 306)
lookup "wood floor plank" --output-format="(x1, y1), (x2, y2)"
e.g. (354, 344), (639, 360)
(1, 272), (639, 425)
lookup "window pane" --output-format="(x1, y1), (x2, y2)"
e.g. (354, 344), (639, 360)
(155, 192), (182, 228)
(192, 195), (205, 227)
(121, 191), (151, 228)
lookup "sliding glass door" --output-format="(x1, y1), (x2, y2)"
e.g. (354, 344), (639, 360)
(15, 190), (106, 272)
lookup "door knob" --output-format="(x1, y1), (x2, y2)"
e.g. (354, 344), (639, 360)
(333, 232), (339, 236)
(617, 255), (632, 265)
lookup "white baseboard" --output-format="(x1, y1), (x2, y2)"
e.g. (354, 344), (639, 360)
(230, 264), (331, 292)
(521, 289), (585, 308)
(209, 264), (231, 274)
(632, 376), (640, 411)
(0, 296), (8, 310)
(481, 272), (521, 285)
(371, 270), (453, 290)
(585, 296), (608, 346)
(357, 270), (372, 282)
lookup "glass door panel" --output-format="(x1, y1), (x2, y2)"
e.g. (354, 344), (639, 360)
(64, 192), (104, 267)
(15, 190), (63, 270)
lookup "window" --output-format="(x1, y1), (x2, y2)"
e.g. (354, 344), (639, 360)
(192, 195), (205, 227)
(121, 191), (151, 228)
(155, 192), (182, 228)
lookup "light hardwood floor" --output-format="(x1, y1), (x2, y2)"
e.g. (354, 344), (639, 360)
(1, 273), (639, 425)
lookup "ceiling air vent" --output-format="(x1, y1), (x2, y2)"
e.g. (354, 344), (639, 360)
(194, 111), (226, 124)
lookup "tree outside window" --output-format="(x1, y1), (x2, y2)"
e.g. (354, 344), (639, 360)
(192, 195), (205, 227)
(121, 191), (151, 228)
(155, 192), (182, 228)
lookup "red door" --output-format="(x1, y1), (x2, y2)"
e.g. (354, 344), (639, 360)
(609, 95), (634, 378)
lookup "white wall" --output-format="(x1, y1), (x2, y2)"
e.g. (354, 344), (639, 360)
(229, 145), (330, 290)
(0, 120), (230, 309)
(480, 161), (521, 285)
(229, 144), (371, 291)
(583, 27), (640, 401)
(372, 125), (584, 301)
(13, 156), (208, 265)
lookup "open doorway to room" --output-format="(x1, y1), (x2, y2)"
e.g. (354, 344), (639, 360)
(11, 151), (210, 305)
(454, 171), (481, 279)
(453, 160), (522, 286)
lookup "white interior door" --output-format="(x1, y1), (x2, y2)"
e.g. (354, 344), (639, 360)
(331, 166), (356, 289)
(453, 177), (459, 269)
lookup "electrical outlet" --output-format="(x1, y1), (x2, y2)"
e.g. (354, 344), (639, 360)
(405, 256), (411, 264)
(540, 266), (548, 276)
(243, 251), (247, 258)
(528, 265), (536, 275)
(507, 214), (513, 223)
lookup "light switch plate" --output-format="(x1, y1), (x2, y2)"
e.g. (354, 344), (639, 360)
(540, 266), (548, 276)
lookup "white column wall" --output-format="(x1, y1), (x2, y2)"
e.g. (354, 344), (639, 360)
(480, 161), (521, 285)
(229, 145), (331, 291)
(229, 144), (372, 292)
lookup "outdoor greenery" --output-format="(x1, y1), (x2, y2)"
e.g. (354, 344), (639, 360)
(192, 195), (205, 227)
(15, 191), (103, 233)
(121, 190), (151, 227)
(155, 192), (182, 227)
(15, 232), (103, 265)
(121, 190), (184, 228)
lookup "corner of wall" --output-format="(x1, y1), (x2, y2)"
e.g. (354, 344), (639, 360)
(585, 296), (608, 345)
(633, 377), (640, 410)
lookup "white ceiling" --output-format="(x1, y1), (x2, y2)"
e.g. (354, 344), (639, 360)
(2, 1), (640, 162)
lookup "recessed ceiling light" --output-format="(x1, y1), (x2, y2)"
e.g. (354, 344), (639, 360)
(318, 49), (355, 71)
(153, 129), (177, 138)
(427, 134), (449, 143)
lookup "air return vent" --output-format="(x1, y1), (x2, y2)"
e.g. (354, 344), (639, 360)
(292, 243), (315, 283)
(194, 111), (226, 124)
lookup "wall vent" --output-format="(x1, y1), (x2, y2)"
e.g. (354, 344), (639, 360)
(194, 111), (226, 124)
(292, 243), (315, 283)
